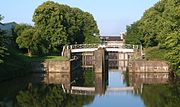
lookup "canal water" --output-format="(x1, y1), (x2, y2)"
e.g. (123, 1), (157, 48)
(0, 68), (180, 107)
(84, 70), (145, 107)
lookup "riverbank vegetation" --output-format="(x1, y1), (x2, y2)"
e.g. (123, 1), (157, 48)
(0, 47), (31, 81)
(0, 15), (8, 64)
(124, 0), (180, 73)
(1, 15), (30, 80)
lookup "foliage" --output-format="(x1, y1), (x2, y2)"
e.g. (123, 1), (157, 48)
(29, 1), (100, 55)
(125, 0), (180, 72)
(0, 15), (8, 63)
(125, 21), (144, 45)
(0, 32), (7, 63)
(16, 27), (38, 56)
(0, 15), (30, 79)
(0, 47), (31, 82)
(83, 70), (95, 87)
(65, 94), (94, 107)
(144, 46), (167, 61)
(14, 24), (32, 40)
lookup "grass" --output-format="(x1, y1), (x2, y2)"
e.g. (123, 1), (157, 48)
(26, 55), (68, 61)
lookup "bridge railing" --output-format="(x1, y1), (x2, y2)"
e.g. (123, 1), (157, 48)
(68, 44), (99, 49)
(63, 44), (141, 50)
(105, 44), (140, 49)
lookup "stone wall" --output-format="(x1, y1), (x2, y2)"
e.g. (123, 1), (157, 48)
(94, 48), (107, 73)
(45, 61), (71, 90)
(129, 72), (169, 86)
(128, 61), (169, 73)
(31, 59), (80, 90)
(31, 60), (71, 73)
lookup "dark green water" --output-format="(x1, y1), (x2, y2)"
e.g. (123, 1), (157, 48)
(0, 69), (180, 107)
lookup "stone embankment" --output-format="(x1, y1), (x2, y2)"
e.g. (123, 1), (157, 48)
(128, 61), (169, 73)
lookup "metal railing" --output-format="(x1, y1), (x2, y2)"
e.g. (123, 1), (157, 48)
(64, 44), (99, 49)
(62, 43), (142, 55)
(105, 44), (140, 49)
(64, 44), (140, 49)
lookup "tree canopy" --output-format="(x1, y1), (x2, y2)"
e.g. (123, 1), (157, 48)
(125, 0), (180, 70)
(27, 1), (99, 55)
(0, 15), (8, 63)
(15, 1), (100, 55)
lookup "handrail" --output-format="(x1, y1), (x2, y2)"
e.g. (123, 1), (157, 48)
(62, 44), (141, 50)
(69, 44), (99, 49)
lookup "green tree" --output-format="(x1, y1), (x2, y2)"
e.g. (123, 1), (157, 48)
(33, 1), (69, 54)
(32, 1), (100, 54)
(82, 12), (100, 44)
(125, 0), (180, 71)
(16, 28), (38, 56)
(0, 15), (8, 63)
(124, 21), (144, 45)
(14, 24), (32, 40)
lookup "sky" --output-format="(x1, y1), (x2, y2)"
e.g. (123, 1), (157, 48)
(0, 0), (159, 35)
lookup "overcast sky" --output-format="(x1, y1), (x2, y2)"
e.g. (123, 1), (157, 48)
(0, 0), (159, 35)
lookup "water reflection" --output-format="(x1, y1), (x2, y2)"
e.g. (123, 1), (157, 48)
(140, 82), (180, 107)
(1, 60), (180, 107)
(16, 84), (94, 107)
(10, 71), (180, 107)
(127, 72), (180, 107)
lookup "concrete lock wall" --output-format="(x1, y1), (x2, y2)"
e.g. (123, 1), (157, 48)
(94, 48), (106, 73)
(95, 73), (106, 95)
(128, 61), (169, 73)
(94, 48), (108, 95)
(128, 72), (169, 86)
(46, 61), (71, 89)
(31, 60), (80, 90)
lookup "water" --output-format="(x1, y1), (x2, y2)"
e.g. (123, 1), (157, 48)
(0, 69), (180, 107)
(84, 71), (145, 107)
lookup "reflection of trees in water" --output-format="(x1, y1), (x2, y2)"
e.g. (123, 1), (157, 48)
(83, 71), (95, 87)
(126, 72), (180, 107)
(72, 68), (95, 87)
(65, 94), (94, 107)
(141, 83), (180, 107)
(16, 84), (94, 107)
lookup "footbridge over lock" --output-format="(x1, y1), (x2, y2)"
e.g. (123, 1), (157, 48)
(58, 43), (143, 95)
(62, 43), (142, 72)
(62, 43), (142, 54)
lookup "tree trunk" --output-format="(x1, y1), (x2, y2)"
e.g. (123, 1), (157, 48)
(28, 49), (32, 57)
